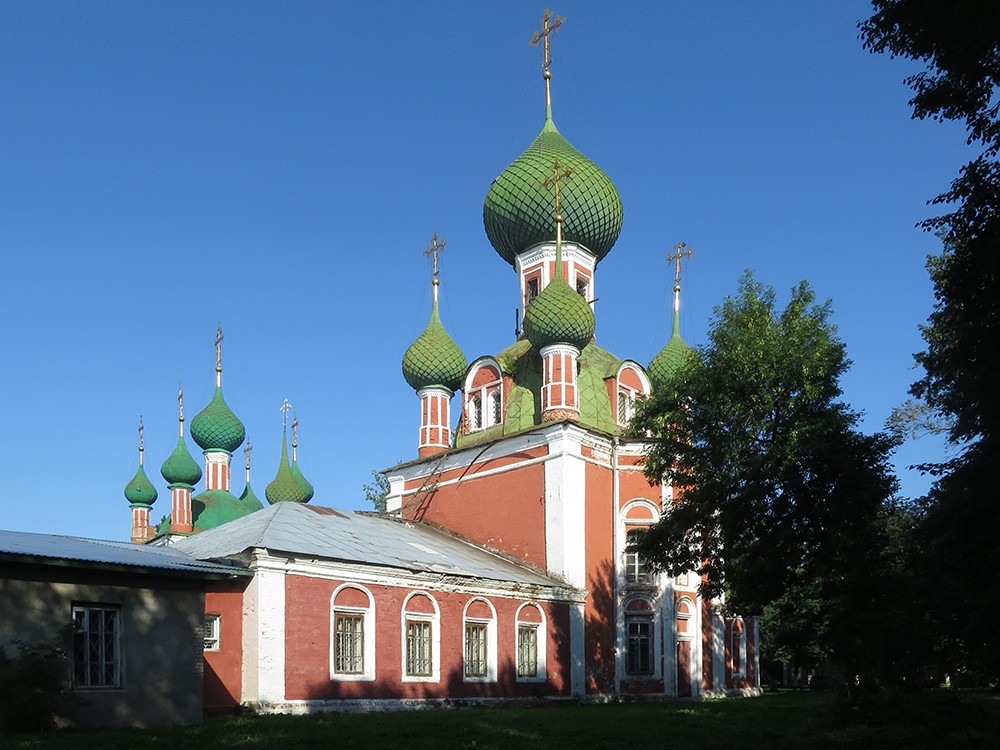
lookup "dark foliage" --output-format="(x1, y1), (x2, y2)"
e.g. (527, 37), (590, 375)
(0, 637), (69, 733)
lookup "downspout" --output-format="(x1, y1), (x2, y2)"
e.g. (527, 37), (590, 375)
(611, 435), (621, 696)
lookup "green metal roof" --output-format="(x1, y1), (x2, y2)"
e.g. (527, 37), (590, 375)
(648, 310), (697, 389)
(124, 463), (158, 507)
(190, 386), (245, 454)
(291, 460), (315, 503)
(401, 296), (467, 392)
(160, 434), (202, 487)
(192, 488), (252, 532)
(238, 481), (264, 512)
(483, 116), (622, 266)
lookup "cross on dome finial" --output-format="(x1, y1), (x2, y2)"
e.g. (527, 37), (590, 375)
(667, 242), (696, 290)
(280, 398), (292, 431)
(137, 416), (145, 465)
(530, 9), (565, 114)
(177, 381), (186, 436)
(424, 232), (446, 284)
(542, 158), (575, 221)
(292, 414), (299, 448)
(244, 439), (253, 470)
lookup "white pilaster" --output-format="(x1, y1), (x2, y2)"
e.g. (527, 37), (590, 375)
(712, 607), (725, 691)
(243, 553), (286, 706)
(543, 426), (586, 586)
(570, 600), (586, 697)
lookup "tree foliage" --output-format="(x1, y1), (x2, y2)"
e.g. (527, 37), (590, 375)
(363, 469), (390, 514)
(630, 273), (898, 671)
(862, 0), (1000, 680)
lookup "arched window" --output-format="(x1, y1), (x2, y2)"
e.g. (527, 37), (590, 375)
(470, 395), (483, 431)
(330, 584), (376, 681)
(462, 598), (497, 682)
(401, 591), (440, 683)
(622, 500), (658, 586)
(625, 528), (652, 584)
(515, 602), (547, 682)
(465, 361), (503, 432)
(615, 364), (651, 428)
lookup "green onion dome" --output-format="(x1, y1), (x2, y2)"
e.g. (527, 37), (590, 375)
(291, 460), (314, 503)
(160, 435), (203, 487)
(192, 489), (249, 531)
(124, 464), (158, 507)
(523, 268), (595, 350)
(648, 314), (697, 390)
(239, 482), (264, 512)
(484, 116), (622, 266)
(265, 433), (309, 504)
(190, 387), (245, 454)
(401, 296), (467, 392)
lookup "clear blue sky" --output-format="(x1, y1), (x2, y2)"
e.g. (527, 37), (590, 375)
(0, 1), (967, 540)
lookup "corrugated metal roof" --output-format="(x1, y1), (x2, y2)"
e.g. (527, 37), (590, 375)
(173, 503), (569, 590)
(0, 528), (247, 577)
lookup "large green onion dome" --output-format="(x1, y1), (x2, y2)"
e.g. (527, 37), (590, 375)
(484, 116), (622, 266)
(124, 464), (158, 507)
(265, 433), (309, 504)
(401, 295), (467, 392)
(190, 387), (245, 454)
(648, 314), (697, 390)
(523, 267), (595, 350)
(160, 435), (202, 487)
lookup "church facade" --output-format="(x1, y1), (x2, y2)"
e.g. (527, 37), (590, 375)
(121, 17), (759, 714)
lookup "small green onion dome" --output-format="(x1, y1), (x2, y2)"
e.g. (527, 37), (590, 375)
(401, 297), (467, 392)
(265, 433), (309, 504)
(160, 435), (203, 487)
(239, 482), (264, 512)
(190, 387), (245, 453)
(523, 269), (595, 350)
(484, 116), (623, 266)
(124, 464), (158, 507)
(648, 314), (697, 390)
(192, 489), (250, 531)
(291, 460), (315, 503)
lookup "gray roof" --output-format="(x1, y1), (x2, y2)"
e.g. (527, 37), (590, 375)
(0, 528), (247, 578)
(173, 503), (569, 591)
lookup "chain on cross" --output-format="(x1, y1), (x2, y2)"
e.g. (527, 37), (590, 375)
(424, 232), (446, 281)
(530, 8), (565, 73)
(542, 158), (575, 220)
(667, 242), (696, 287)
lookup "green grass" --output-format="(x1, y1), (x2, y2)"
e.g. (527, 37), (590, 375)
(6, 690), (998, 750)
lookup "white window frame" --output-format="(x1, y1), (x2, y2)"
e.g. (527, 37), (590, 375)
(514, 602), (547, 682)
(731, 617), (747, 678)
(615, 364), (651, 428)
(462, 598), (497, 683)
(204, 613), (220, 652)
(464, 361), (503, 433)
(72, 604), (121, 689)
(624, 527), (653, 585)
(400, 591), (440, 683)
(330, 584), (376, 682)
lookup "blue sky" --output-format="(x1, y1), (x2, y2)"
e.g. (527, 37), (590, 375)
(0, 2), (967, 540)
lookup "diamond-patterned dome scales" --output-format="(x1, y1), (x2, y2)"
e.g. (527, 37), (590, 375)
(484, 121), (623, 266)
(190, 387), (246, 454)
(401, 299), (467, 392)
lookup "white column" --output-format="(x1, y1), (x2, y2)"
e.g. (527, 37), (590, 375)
(242, 554), (286, 706)
(543, 426), (586, 586)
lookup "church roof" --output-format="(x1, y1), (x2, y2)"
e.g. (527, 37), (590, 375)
(190, 386), (245, 454)
(173, 502), (573, 591)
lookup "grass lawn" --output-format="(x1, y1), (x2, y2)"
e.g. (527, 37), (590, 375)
(6, 690), (998, 750)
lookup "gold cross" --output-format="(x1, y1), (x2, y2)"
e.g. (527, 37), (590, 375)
(542, 158), (575, 220)
(530, 8), (565, 73)
(667, 242), (696, 286)
(424, 232), (446, 281)
(280, 398), (292, 430)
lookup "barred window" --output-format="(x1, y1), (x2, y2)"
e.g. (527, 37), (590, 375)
(517, 625), (539, 677)
(625, 528), (652, 584)
(406, 620), (432, 677)
(489, 389), (502, 426)
(204, 613), (220, 651)
(464, 623), (488, 678)
(333, 613), (364, 675)
(72, 605), (121, 689)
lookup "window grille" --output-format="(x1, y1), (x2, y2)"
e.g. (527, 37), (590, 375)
(406, 620), (432, 676)
(72, 605), (121, 688)
(333, 613), (364, 674)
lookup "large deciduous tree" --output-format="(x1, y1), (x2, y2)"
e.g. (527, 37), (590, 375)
(630, 273), (898, 673)
(862, 1), (1000, 679)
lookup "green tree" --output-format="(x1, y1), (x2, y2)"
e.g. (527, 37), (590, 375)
(631, 273), (898, 675)
(862, 0), (1000, 680)
(363, 469), (390, 514)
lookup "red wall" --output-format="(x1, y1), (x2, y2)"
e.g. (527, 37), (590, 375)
(204, 582), (248, 714)
(283, 574), (571, 701)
